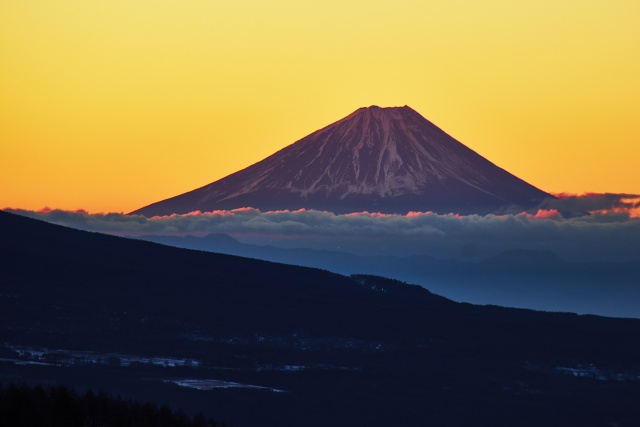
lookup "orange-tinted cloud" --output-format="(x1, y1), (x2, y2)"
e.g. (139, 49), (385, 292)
(542, 193), (640, 218)
(6, 197), (640, 264)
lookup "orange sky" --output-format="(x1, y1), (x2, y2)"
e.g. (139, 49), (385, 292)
(2, 1), (639, 213)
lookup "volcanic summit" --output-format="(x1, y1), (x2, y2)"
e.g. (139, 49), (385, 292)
(131, 106), (550, 216)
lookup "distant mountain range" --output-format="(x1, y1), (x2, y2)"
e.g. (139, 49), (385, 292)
(132, 106), (551, 216)
(134, 233), (640, 318)
(2, 210), (640, 426)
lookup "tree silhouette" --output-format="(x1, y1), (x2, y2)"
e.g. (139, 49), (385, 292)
(0, 383), (227, 427)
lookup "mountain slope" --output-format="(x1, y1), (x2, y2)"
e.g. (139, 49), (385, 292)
(3, 209), (638, 353)
(133, 234), (640, 318)
(132, 106), (550, 216)
(3, 210), (640, 427)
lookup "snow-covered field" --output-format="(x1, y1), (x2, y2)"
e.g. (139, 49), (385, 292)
(164, 379), (285, 392)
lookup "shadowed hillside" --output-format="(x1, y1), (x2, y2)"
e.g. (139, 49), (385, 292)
(2, 210), (640, 426)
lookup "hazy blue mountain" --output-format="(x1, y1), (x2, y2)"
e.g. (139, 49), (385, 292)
(135, 233), (640, 318)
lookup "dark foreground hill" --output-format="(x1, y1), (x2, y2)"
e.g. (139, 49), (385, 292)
(1, 210), (640, 426)
(0, 383), (226, 427)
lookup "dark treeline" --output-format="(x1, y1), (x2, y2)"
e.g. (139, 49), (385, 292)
(0, 383), (226, 427)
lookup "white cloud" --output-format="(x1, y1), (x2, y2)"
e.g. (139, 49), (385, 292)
(6, 194), (640, 263)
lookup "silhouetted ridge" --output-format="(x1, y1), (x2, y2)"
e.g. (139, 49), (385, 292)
(0, 384), (227, 427)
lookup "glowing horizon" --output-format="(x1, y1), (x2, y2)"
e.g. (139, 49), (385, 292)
(2, 1), (639, 213)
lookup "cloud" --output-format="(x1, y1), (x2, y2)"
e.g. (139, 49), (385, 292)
(5, 195), (640, 263)
(542, 193), (640, 218)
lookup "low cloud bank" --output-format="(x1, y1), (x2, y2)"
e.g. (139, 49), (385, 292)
(543, 192), (640, 217)
(6, 193), (640, 262)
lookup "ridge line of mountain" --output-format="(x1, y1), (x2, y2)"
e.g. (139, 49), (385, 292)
(131, 106), (551, 217)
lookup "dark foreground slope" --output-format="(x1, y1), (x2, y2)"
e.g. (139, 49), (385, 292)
(1, 211), (640, 426)
(0, 384), (226, 427)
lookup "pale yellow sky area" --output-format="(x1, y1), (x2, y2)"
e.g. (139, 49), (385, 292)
(1, 0), (639, 212)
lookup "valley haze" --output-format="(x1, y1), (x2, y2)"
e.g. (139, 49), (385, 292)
(8, 198), (640, 319)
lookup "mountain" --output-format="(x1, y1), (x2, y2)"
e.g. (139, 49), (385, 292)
(2, 210), (640, 426)
(131, 106), (551, 216)
(134, 234), (640, 318)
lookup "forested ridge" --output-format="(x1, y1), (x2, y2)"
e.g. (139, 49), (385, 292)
(0, 383), (226, 427)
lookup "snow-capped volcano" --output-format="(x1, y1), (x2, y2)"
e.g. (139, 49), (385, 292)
(131, 106), (551, 216)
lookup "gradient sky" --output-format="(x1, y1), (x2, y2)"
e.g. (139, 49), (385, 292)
(2, 1), (639, 213)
